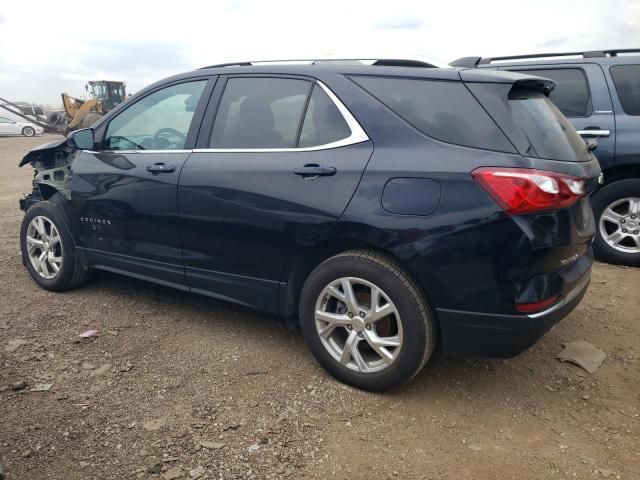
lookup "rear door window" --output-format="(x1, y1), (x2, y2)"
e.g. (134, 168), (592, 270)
(299, 85), (351, 147)
(350, 76), (515, 153)
(511, 68), (592, 117)
(210, 77), (312, 148)
(610, 65), (640, 115)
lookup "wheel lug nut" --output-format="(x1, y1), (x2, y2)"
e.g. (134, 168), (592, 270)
(347, 325), (352, 330)
(348, 312), (354, 318)
(365, 324), (372, 330)
(357, 332), (364, 338)
(632, 215), (637, 219)
(634, 230), (639, 235)
(622, 228), (627, 233)
(621, 219), (626, 224)
(359, 311), (365, 318)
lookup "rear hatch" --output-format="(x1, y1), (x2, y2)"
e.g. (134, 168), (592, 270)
(460, 68), (601, 311)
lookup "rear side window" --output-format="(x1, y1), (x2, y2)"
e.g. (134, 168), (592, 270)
(211, 77), (311, 148)
(299, 85), (351, 147)
(610, 65), (640, 115)
(350, 76), (515, 153)
(512, 68), (591, 117)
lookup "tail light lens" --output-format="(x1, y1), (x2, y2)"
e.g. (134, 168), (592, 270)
(472, 167), (586, 215)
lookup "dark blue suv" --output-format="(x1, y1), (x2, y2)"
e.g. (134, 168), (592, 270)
(18, 59), (601, 390)
(453, 49), (640, 266)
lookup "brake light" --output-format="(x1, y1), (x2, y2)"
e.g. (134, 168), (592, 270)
(472, 167), (586, 215)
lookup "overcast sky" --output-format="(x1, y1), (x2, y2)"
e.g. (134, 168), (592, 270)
(1, 0), (639, 105)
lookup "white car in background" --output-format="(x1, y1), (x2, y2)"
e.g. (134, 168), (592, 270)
(0, 116), (44, 137)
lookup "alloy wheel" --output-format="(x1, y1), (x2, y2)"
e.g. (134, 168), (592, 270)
(599, 197), (640, 253)
(26, 216), (63, 279)
(314, 277), (403, 373)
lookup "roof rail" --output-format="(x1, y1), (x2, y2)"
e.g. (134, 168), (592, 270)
(449, 56), (482, 68)
(450, 49), (640, 67)
(199, 57), (448, 70)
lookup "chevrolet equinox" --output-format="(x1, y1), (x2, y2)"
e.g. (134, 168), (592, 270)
(18, 58), (601, 390)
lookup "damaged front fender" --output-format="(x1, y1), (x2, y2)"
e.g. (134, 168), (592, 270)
(19, 138), (79, 211)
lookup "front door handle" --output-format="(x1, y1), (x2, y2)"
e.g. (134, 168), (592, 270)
(294, 164), (337, 178)
(146, 163), (176, 173)
(576, 129), (611, 138)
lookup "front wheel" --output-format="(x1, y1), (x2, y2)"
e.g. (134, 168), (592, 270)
(299, 250), (435, 391)
(22, 126), (35, 137)
(20, 199), (90, 291)
(592, 179), (640, 267)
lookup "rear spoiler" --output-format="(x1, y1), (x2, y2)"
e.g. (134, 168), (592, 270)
(458, 69), (555, 95)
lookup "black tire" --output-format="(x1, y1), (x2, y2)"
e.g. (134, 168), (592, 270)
(299, 250), (436, 391)
(47, 112), (67, 126)
(592, 179), (640, 267)
(20, 198), (90, 291)
(22, 126), (35, 137)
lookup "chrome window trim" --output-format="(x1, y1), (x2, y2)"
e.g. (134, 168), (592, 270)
(91, 82), (369, 155)
(193, 80), (369, 153)
(91, 150), (193, 154)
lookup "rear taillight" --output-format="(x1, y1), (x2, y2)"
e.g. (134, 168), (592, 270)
(472, 167), (586, 215)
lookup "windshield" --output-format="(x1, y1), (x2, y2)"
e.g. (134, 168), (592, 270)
(508, 88), (589, 162)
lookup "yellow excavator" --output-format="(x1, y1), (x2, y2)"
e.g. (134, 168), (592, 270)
(47, 80), (127, 132)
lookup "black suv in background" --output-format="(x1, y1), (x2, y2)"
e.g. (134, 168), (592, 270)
(452, 49), (640, 266)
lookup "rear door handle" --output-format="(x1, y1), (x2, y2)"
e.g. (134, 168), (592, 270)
(146, 163), (176, 173)
(294, 164), (337, 178)
(576, 129), (610, 138)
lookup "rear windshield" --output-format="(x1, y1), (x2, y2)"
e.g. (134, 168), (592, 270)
(507, 87), (589, 161)
(350, 76), (516, 153)
(467, 82), (590, 162)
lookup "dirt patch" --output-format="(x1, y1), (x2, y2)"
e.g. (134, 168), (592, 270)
(0, 135), (638, 479)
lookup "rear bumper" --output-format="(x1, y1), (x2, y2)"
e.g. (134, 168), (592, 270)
(436, 273), (590, 357)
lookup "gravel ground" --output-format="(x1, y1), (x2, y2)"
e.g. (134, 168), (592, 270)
(0, 134), (639, 480)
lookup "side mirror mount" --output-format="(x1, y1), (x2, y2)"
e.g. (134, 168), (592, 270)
(67, 128), (95, 150)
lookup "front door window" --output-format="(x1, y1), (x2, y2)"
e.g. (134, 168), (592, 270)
(105, 81), (207, 151)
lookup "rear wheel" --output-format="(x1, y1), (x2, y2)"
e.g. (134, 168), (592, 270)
(299, 250), (435, 391)
(592, 179), (640, 267)
(20, 200), (90, 291)
(22, 126), (35, 137)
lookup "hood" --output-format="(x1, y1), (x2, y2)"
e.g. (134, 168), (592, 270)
(19, 138), (69, 167)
